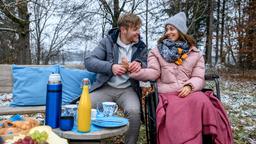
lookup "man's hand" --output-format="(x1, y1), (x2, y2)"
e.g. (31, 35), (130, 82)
(128, 61), (141, 73)
(178, 85), (192, 97)
(112, 64), (127, 76)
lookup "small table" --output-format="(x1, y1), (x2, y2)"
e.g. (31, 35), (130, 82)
(53, 124), (129, 144)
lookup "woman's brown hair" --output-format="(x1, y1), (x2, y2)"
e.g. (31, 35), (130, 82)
(157, 26), (196, 47)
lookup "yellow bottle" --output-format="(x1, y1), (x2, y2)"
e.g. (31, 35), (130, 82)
(77, 78), (91, 132)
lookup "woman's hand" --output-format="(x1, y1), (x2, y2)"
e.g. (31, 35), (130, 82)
(178, 85), (192, 97)
(128, 61), (141, 73)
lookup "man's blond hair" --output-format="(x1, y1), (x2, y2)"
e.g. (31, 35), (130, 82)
(117, 13), (142, 29)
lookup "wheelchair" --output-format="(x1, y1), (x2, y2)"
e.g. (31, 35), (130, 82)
(140, 74), (220, 144)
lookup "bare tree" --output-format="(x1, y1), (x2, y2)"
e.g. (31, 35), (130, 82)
(219, 0), (226, 63)
(98, 0), (144, 28)
(205, 0), (214, 65)
(225, 25), (237, 65)
(214, 0), (221, 65)
(101, 13), (107, 38)
(30, 0), (56, 64)
(30, 0), (96, 64)
(99, 0), (122, 27)
(0, 0), (31, 64)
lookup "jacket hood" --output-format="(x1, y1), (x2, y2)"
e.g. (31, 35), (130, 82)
(108, 27), (120, 43)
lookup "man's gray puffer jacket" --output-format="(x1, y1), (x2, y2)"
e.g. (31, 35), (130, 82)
(84, 28), (148, 92)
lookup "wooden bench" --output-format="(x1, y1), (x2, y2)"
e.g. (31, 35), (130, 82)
(0, 64), (84, 115)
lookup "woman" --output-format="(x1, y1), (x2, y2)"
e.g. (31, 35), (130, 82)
(130, 12), (233, 144)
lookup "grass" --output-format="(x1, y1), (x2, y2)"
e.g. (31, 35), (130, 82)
(105, 123), (146, 144)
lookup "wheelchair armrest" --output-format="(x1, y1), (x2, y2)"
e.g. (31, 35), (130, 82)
(205, 74), (219, 80)
(204, 74), (221, 100)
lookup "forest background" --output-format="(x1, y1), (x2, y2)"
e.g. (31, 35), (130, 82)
(0, 0), (255, 143)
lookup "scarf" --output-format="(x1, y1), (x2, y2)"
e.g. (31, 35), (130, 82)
(158, 39), (190, 65)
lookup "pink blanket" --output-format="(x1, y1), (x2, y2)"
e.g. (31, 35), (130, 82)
(156, 91), (233, 144)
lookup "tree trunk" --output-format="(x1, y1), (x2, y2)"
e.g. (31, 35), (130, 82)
(16, 31), (30, 64)
(220, 0), (226, 63)
(205, 0), (213, 65)
(102, 14), (107, 38)
(35, 3), (41, 65)
(237, 1), (244, 68)
(227, 28), (237, 64)
(44, 57), (50, 65)
(113, 0), (120, 28)
(0, 0), (31, 64)
(214, 0), (221, 65)
(16, 0), (31, 64)
(36, 37), (41, 65)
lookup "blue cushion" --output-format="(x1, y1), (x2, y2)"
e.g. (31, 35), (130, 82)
(60, 67), (96, 104)
(11, 65), (59, 106)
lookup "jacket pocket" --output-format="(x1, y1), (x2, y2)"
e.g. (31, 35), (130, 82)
(160, 66), (177, 83)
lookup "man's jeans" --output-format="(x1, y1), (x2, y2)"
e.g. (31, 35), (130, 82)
(91, 85), (141, 144)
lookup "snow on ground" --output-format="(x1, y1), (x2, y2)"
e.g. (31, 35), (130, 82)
(217, 78), (255, 144)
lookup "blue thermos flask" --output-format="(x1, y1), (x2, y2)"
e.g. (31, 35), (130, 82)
(45, 73), (62, 128)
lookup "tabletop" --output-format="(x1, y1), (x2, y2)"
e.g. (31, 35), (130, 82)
(53, 124), (129, 144)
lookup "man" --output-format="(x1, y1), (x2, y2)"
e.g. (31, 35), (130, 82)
(85, 13), (147, 144)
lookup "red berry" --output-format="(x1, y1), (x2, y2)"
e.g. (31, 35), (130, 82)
(24, 136), (32, 141)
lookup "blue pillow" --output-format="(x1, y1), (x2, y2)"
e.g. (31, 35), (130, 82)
(60, 67), (96, 104)
(11, 65), (59, 106)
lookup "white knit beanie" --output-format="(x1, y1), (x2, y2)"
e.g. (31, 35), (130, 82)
(165, 12), (188, 34)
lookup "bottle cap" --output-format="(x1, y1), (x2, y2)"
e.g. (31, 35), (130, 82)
(49, 73), (61, 84)
(82, 78), (90, 86)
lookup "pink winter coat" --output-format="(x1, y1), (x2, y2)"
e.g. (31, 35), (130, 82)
(130, 47), (205, 93)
